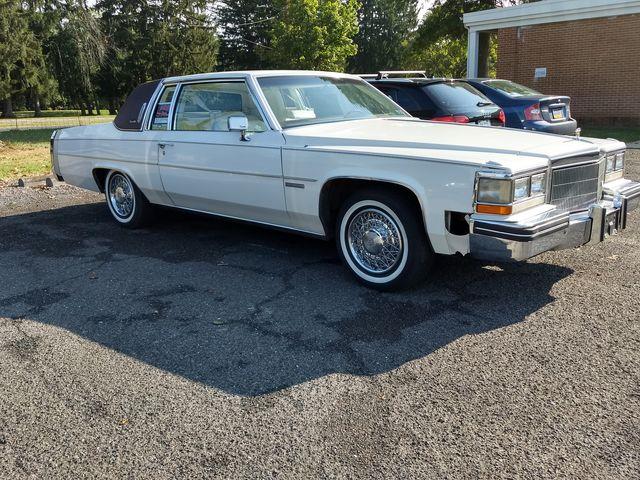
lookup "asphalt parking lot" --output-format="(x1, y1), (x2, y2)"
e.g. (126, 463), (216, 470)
(1, 151), (639, 479)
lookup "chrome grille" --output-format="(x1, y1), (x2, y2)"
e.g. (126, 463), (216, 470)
(550, 162), (600, 212)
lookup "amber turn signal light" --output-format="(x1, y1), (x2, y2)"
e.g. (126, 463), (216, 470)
(476, 204), (513, 215)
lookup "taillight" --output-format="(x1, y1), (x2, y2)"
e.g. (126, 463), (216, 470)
(498, 109), (506, 125)
(524, 103), (542, 121)
(431, 115), (470, 124)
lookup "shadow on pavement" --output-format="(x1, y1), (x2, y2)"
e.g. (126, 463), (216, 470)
(0, 202), (573, 396)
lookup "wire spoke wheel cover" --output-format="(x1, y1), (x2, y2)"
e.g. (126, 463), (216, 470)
(108, 173), (135, 219)
(347, 207), (404, 275)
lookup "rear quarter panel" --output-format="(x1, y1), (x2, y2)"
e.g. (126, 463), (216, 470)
(56, 123), (170, 204)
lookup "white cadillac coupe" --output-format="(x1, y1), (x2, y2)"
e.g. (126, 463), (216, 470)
(50, 71), (639, 290)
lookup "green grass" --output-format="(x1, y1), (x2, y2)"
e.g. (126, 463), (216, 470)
(14, 109), (114, 118)
(0, 112), (115, 130)
(581, 126), (640, 143)
(0, 128), (54, 181)
(0, 128), (56, 144)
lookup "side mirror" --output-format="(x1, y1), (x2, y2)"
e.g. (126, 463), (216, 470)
(228, 115), (250, 141)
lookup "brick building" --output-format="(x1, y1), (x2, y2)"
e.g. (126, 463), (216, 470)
(464, 0), (640, 126)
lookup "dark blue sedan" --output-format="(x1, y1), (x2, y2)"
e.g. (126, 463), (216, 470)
(463, 79), (578, 135)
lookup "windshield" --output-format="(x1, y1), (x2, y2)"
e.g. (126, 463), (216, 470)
(423, 82), (494, 111)
(257, 75), (408, 128)
(482, 80), (541, 97)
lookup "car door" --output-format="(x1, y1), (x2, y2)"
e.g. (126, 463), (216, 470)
(149, 80), (288, 226)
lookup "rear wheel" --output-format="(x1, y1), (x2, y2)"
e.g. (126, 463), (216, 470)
(104, 170), (153, 228)
(336, 189), (433, 291)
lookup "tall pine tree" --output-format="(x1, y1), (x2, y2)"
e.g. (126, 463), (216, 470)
(0, 1), (33, 117)
(96, 0), (218, 111)
(217, 0), (276, 70)
(348, 0), (419, 74)
(22, 0), (61, 115)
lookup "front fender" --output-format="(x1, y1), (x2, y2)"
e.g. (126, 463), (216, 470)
(283, 148), (478, 254)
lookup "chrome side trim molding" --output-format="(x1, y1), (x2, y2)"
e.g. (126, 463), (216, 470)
(284, 176), (318, 183)
(159, 163), (282, 179)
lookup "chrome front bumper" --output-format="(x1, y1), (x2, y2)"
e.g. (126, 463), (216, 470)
(469, 179), (640, 262)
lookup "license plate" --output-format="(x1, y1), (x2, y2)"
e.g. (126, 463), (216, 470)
(552, 109), (564, 120)
(477, 120), (491, 126)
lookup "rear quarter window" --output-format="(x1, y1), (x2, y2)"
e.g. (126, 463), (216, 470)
(114, 80), (161, 131)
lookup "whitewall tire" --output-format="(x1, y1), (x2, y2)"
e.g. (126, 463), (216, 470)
(336, 189), (433, 291)
(104, 170), (153, 228)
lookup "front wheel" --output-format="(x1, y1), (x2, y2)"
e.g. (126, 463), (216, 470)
(336, 189), (433, 291)
(104, 170), (154, 228)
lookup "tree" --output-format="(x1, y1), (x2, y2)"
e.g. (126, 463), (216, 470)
(405, 36), (497, 78)
(0, 0), (31, 117)
(50, 2), (107, 115)
(348, 0), (419, 74)
(96, 0), (218, 112)
(22, 0), (61, 115)
(267, 0), (360, 71)
(216, 0), (276, 70)
(412, 0), (528, 77)
(147, 1), (218, 78)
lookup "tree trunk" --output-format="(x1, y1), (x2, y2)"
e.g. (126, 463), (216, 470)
(477, 32), (491, 78)
(108, 98), (117, 115)
(33, 90), (42, 117)
(1, 97), (15, 118)
(80, 105), (87, 116)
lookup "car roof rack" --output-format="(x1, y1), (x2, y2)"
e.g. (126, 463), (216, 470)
(358, 71), (428, 80)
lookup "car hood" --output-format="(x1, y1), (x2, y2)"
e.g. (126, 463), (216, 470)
(282, 117), (601, 173)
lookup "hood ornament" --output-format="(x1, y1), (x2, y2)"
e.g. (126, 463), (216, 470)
(575, 127), (582, 140)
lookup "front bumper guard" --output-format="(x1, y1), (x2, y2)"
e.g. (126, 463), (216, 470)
(469, 179), (640, 262)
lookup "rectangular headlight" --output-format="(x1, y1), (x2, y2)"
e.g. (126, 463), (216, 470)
(615, 152), (625, 171)
(606, 155), (616, 173)
(477, 177), (513, 204)
(513, 177), (530, 201)
(530, 172), (546, 196)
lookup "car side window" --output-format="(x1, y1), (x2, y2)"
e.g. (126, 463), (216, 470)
(150, 86), (176, 130)
(174, 81), (267, 132)
(382, 86), (436, 118)
(376, 86), (395, 100)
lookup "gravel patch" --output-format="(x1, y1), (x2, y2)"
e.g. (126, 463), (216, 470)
(0, 152), (639, 479)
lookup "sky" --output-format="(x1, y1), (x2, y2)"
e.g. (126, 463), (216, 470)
(419, 0), (437, 19)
